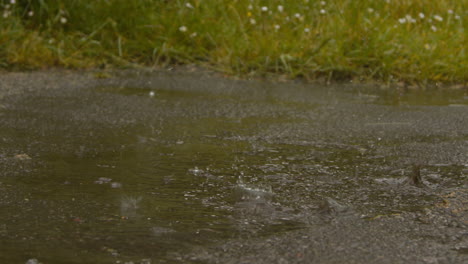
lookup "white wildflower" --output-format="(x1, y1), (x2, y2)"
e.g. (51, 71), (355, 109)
(261, 6), (268, 12)
(2, 11), (10, 18)
(304, 28), (310, 33)
(185, 2), (194, 9)
(320, 1), (326, 5)
(367, 8), (374, 13)
(406, 15), (416, 23)
(190, 32), (197, 38)
(294, 13), (301, 18)
(277, 5), (284, 12)
(433, 15), (443, 22)
(431, 25), (437, 32)
(10, 0), (16, 4)
(418, 13), (425, 19)
(455, 15), (460, 20)
(398, 18), (406, 24)
(179, 26), (187, 32)
(250, 18), (256, 25)
(28, 11), (34, 17)
(60, 17), (67, 24)
(320, 9), (326, 14)
(447, 9), (453, 15)
(248, 5), (253, 10)
(274, 24), (280, 31)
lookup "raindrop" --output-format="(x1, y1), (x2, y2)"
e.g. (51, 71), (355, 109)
(189, 166), (203, 175)
(111, 182), (122, 188)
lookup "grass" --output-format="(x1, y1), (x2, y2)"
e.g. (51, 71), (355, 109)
(0, 0), (466, 84)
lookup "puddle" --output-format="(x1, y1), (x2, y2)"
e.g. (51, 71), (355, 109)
(0, 72), (466, 263)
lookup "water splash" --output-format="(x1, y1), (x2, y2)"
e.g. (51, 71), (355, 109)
(120, 196), (142, 218)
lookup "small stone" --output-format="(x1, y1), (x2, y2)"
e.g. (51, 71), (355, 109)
(409, 164), (423, 186)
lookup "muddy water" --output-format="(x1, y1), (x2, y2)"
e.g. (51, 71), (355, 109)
(0, 71), (467, 263)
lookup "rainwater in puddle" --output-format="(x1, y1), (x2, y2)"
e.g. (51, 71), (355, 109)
(0, 72), (467, 263)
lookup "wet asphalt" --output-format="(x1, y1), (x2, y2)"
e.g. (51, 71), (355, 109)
(0, 69), (467, 263)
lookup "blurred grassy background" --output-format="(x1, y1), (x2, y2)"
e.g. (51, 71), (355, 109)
(1, 0), (466, 83)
